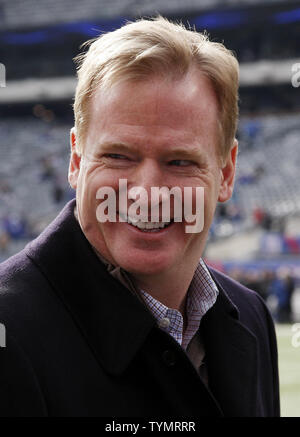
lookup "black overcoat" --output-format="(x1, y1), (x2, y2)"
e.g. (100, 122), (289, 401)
(0, 200), (280, 417)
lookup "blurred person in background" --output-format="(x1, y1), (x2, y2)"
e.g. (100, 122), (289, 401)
(0, 17), (279, 417)
(268, 267), (295, 323)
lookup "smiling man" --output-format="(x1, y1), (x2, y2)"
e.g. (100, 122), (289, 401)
(0, 17), (279, 417)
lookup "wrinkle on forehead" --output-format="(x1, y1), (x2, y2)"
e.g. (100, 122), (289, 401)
(86, 69), (221, 162)
(91, 68), (218, 122)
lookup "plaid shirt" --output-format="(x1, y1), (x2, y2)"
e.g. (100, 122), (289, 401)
(139, 259), (219, 350)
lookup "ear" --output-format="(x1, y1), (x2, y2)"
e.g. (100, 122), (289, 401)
(218, 139), (238, 203)
(68, 127), (81, 189)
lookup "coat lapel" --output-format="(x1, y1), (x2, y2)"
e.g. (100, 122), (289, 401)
(26, 199), (157, 376)
(201, 268), (259, 417)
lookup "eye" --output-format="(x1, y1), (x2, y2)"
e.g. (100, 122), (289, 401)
(169, 160), (193, 167)
(105, 153), (129, 160)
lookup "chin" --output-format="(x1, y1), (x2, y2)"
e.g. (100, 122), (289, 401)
(116, 252), (175, 277)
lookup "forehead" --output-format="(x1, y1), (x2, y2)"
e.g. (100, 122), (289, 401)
(86, 71), (220, 155)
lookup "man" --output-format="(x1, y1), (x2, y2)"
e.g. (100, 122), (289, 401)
(0, 17), (279, 417)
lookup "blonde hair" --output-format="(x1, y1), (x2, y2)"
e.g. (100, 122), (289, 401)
(73, 16), (239, 160)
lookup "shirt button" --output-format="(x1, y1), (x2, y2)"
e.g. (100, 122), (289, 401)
(158, 317), (170, 329)
(162, 350), (176, 367)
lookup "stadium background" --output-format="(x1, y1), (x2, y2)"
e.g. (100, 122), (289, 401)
(0, 0), (299, 416)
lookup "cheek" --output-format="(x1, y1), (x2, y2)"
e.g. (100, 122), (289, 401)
(184, 180), (217, 217)
(78, 169), (124, 228)
(203, 180), (220, 222)
(92, 168), (122, 191)
(78, 169), (117, 203)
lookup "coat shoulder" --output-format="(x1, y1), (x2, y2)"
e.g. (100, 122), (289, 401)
(0, 248), (59, 334)
(208, 266), (277, 344)
(209, 267), (270, 314)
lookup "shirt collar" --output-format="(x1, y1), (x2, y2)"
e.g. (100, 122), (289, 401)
(138, 259), (219, 349)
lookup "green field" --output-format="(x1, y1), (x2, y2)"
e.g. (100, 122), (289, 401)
(276, 324), (300, 417)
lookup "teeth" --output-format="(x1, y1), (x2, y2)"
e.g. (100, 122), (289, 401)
(118, 213), (172, 230)
(127, 217), (170, 230)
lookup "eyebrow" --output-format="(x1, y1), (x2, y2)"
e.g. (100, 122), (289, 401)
(163, 147), (208, 161)
(94, 142), (138, 155)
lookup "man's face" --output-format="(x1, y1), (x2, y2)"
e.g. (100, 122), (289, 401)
(69, 70), (237, 279)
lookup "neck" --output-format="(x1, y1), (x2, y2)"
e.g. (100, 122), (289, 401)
(130, 260), (199, 315)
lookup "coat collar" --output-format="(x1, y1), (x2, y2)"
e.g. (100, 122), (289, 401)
(25, 199), (157, 376)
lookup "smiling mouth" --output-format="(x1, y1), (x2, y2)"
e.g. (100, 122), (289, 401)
(118, 213), (174, 232)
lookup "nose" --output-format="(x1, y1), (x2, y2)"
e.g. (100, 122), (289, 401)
(127, 159), (168, 217)
(129, 158), (165, 197)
